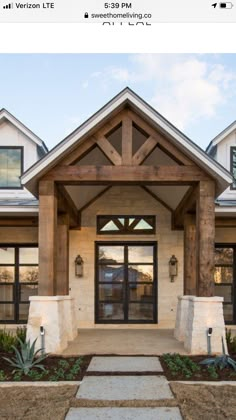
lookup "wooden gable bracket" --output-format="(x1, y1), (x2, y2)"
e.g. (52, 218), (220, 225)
(172, 185), (198, 229)
(127, 109), (194, 166)
(57, 184), (80, 229)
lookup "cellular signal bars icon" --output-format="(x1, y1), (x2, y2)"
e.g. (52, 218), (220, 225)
(3, 3), (13, 8)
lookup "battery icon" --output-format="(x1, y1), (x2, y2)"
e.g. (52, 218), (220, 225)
(220, 2), (234, 7)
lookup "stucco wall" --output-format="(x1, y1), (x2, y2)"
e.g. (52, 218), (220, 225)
(69, 186), (184, 329)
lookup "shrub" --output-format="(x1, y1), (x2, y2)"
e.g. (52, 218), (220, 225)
(226, 329), (236, 354)
(2, 337), (47, 375)
(0, 329), (18, 352)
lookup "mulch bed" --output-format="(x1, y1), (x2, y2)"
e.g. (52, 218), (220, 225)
(160, 355), (236, 381)
(0, 352), (92, 381)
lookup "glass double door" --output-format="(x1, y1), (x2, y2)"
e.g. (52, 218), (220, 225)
(95, 242), (157, 323)
(0, 246), (38, 323)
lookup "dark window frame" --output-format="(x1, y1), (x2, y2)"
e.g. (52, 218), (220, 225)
(215, 243), (236, 325)
(230, 146), (236, 190)
(95, 241), (158, 324)
(0, 146), (24, 190)
(97, 215), (156, 235)
(0, 244), (38, 324)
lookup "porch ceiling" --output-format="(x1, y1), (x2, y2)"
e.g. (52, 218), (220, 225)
(64, 184), (192, 212)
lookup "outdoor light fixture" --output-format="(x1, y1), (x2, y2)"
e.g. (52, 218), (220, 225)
(75, 255), (84, 277)
(169, 255), (178, 282)
(208, 327), (213, 336)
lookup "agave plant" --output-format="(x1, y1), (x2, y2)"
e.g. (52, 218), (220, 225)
(200, 337), (236, 371)
(2, 337), (47, 375)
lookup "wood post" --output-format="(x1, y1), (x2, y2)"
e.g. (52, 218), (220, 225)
(57, 214), (69, 295)
(184, 214), (197, 295)
(196, 180), (215, 297)
(122, 115), (133, 165)
(38, 180), (57, 296)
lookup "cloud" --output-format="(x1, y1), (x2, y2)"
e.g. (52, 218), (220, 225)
(89, 54), (236, 131)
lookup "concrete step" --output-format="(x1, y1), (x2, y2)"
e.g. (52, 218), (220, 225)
(66, 407), (182, 419)
(76, 375), (174, 401)
(87, 356), (163, 373)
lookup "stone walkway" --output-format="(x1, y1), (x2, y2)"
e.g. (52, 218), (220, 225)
(66, 356), (183, 419)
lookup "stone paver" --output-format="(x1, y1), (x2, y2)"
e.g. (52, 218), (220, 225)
(87, 356), (163, 372)
(66, 407), (182, 420)
(76, 376), (174, 401)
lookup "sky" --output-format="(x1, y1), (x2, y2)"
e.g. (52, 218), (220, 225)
(1, 53), (236, 150)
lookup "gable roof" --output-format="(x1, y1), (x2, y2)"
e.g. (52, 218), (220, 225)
(0, 108), (48, 154)
(21, 87), (232, 196)
(206, 119), (236, 154)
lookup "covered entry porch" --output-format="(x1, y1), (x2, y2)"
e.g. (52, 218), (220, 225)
(21, 89), (232, 354)
(62, 328), (187, 356)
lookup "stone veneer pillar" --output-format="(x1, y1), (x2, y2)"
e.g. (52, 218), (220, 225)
(174, 295), (191, 341)
(175, 295), (227, 355)
(27, 296), (77, 354)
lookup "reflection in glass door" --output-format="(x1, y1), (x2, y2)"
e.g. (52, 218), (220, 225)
(214, 245), (236, 324)
(95, 242), (157, 323)
(0, 246), (38, 323)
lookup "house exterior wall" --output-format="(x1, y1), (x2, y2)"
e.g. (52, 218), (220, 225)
(215, 130), (236, 200)
(69, 186), (184, 329)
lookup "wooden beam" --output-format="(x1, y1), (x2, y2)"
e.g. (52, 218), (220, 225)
(95, 135), (122, 165)
(43, 165), (210, 184)
(196, 180), (215, 297)
(56, 213), (69, 295)
(59, 137), (96, 166)
(215, 217), (236, 227)
(97, 111), (124, 138)
(172, 186), (198, 228)
(184, 214), (197, 295)
(132, 136), (158, 165)
(0, 217), (38, 227)
(57, 184), (80, 228)
(122, 115), (133, 165)
(141, 186), (173, 213)
(128, 110), (194, 166)
(38, 180), (57, 296)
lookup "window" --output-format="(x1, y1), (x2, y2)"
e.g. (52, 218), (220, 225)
(230, 147), (236, 189)
(214, 246), (235, 323)
(0, 246), (38, 323)
(97, 216), (156, 235)
(0, 147), (23, 188)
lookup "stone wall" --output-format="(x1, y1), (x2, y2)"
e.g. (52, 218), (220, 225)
(69, 186), (184, 329)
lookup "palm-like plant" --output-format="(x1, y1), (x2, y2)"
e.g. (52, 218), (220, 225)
(3, 337), (47, 375)
(200, 337), (236, 371)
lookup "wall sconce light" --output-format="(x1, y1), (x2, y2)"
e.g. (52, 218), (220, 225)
(75, 255), (84, 277)
(169, 255), (178, 282)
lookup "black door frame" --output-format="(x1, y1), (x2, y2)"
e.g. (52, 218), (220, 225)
(95, 241), (158, 324)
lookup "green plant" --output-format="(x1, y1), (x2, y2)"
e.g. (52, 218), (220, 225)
(58, 359), (70, 370)
(200, 337), (236, 371)
(16, 326), (27, 343)
(0, 370), (7, 381)
(162, 353), (200, 378)
(0, 329), (18, 352)
(226, 329), (236, 354)
(2, 337), (47, 375)
(207, 365), (219, 379)
(28, 369), (49, 380)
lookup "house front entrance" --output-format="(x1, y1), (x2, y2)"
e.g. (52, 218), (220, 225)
(95, 242), (157, 324)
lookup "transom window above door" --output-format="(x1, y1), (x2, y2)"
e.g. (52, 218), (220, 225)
(97, 216), (155, 235)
